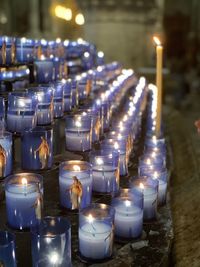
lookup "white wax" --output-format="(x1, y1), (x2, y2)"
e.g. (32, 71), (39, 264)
(137, 187), (158, 220)
(79, 222), (113, 260)
(92, 165), (119, 193)
(114, 203), (143, 238)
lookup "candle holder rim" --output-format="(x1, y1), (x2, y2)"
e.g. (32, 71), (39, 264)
(4, 172), (43, 191)
(22, 126), (53, 134)
(59, 160), (92, 171)
(0, 131), (12, 138)
(30, 216), (71, 236)
(80, 203), (115, 220)
(130, 176), (158, 191)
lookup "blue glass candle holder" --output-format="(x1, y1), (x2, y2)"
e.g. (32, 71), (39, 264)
(0, 36), (16, 65)
(111, 189), (143, 239)
(34, 58), (54, 83)
(139, 155), (165, 172)
(0, 37), (6, 65)
(63, 79), (72, 112)
(0, 97), (5, 130)
(59, 161), (92, 210)
(0, 231), (17, 267)
(89, 151), (120, 193)
(5, 173), (43, 230)
(94, 98), (110, 132)
(31, 216), (71, 267)
(145, 136), (166, 153)
(65, 115), (92, 152)
(144, 170), (168, 206)
(71, 79), (79, 107)
(101, 139), (128, 176)
(0, 131), (12, 179)
(53, 57), (62, 80)
(21, 126), (53, 171)
(79, 203), (115, 262)
(77, 108), (101, 143)
(5, 36), (16, 65)
(15, 37), (34, 63)
(77, 77), (87, 101)
(7, 92), (37, 134)
(28, 86), (54, 125)
(130, 176), (158, 221)
(52, 81), (64, 118)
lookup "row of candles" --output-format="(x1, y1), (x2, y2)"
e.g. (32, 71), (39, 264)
(0, 36), (97, 66)
(0, 36), (166, 266)
(0, 74), (168, 266)
(0, 62), (123, 177)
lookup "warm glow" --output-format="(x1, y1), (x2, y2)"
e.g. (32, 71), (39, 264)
(114, 142), (119, 150)
(87, 214), (94, 224)
(18, 100), (25, 108)
(49, 252), (59, 264)
(75, 120), (82, 128)
(73, 165), (81, 171)
(118, 133), (122, 139)
(146, 158), (151, 165)
(40, 54), (46, 61)
(55, 5), (72, 21)
(98, 51), (104, 58)
(153, 36), (162, 46)
(96, 158), (104, 165)
(153, 171), (159, 179)
(75, 13), (85, 25)
(84, 52), (90, 58)
(125, 200), (131, 207)
(139, 183), (144, 190)
(21, 178), (27, 186)
(56, 38), (61, 43)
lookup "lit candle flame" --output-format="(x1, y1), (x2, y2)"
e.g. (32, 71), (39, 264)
(153, 36), (162, 46)
(49, 252), (59, 264)
(125, 200), (131, 207)
(123, 115), (128, 122)
(118, 133), (122, 139)
(75, 120), (82, 128)
(21, 178), (27, 186)
(139, 183), (144, 189)
(114, 142), (119, 150)
(154, 171), (159, 179)
(87, 214), (94, 223)
(146, 158), (151, 165)
(96, 158), (103, 165)
(73, 165), (81, 171)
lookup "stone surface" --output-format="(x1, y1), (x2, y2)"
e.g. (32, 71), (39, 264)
(164, 92), (200, 267)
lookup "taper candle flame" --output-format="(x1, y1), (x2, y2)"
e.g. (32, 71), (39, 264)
(153, 36), (162, 46)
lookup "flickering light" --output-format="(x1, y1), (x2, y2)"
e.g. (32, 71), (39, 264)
(87, 214), (94, 223)
(73, 165), (81, 171)
(55, 5), (72, 21)
(75, 13), (85, 25)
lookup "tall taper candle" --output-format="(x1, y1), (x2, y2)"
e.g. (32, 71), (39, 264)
(153, 36), (163, 137)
